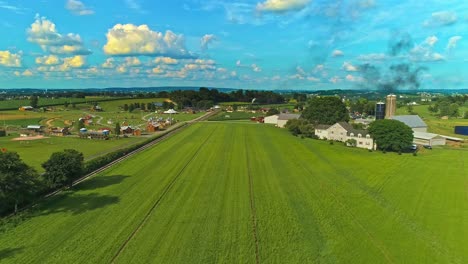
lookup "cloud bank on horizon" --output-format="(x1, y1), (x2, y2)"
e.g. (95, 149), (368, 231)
(0, 0), (466, 90)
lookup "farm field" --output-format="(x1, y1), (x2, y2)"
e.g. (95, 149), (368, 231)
(0, 122), (467, 263)
(0, 135), (146, 172)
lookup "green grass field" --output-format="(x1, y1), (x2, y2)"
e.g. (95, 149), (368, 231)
(0, 135), (146, 172)
(0, 122), (467, 263)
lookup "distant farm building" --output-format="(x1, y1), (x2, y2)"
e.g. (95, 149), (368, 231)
(315, 122), (375, 150)
(26, 125), (45, 134)
(413, 131), (446, 146)
(79, 116), (93, 125)
(277, 114), (300, 128)
(49, 127), (70, 136)
(391, 115), (428, 132)
(264, 113), (301, 128)
(264, 114), (279, 125)
(250, 116), (264, 123)
(133, 128), (141, 136)
(146, 122), (160, 132)
(19, 106), (34, 111)
(121, 126), (135, 134)
(79, 130), (109, 140)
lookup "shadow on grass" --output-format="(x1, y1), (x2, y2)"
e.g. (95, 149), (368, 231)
(0, 247), (24, 260)
(76, 175), (130, 191)
(38, 192), (120, 216)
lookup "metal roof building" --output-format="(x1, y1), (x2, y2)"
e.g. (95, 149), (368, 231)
(277, 114), (301, 128)
(391, 115), (428, 132)
(413, 131), (446, 146)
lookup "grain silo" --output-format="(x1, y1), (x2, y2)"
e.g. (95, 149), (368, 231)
(375, 102), (386, 120)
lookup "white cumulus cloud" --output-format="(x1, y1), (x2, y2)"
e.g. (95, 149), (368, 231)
(66, 0), (94, 16)
(35, 55), (60, 65)
(332, 49), (344, 57)
(27, 15), (91, 55)
(446, 36), (462, 51)
(154, 57), (179, 65)
(201, 34), (216, 50)
(61, 55), (86, 70)
(424, 11), (458, 27)
(256, 0), (310, 13)
(103, 24), (194, 58)
(0, 50), (21, 67)
(425, 35), (438, 46)
(342, 61), (357, 71)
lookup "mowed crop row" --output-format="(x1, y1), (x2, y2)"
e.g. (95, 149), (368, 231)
(0, 122), (467, 263)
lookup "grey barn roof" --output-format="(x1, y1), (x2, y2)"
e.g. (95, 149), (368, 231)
(391, 115), (427, 128)
(278, 113), (301, 120)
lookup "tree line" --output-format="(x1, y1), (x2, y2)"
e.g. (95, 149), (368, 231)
(0, 149), (84, 216)
(163, 88), (285, 109)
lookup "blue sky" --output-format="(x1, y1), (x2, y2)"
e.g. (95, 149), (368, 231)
(0, 0), (466, 90)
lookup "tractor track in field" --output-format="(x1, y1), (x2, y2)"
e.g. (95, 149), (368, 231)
(110, 126), (218, 263)
(295, 140), (462, 264)
(245, 135), (261, 264)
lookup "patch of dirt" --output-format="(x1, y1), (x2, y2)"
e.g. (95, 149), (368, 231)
(11, 135), (50, 141)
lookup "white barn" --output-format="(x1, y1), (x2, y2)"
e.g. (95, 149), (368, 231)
(277, 114), (301, 128)
(264, 115), (279, 125)
(413, 131), (446, 146)
(264, 113), (301, 128)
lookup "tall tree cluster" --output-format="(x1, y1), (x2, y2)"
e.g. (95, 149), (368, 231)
(368, 119), (414, 152)
(0, 149), (85, 216)
(302, 96), (349, 125)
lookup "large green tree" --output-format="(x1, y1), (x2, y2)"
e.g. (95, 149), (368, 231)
(114, 122), (121, 136)
(368, 119), (414, 152)
(0, 151), (40, 214)
(302, 96), (349, 125)
(42, 149), (84, 189)
(29, 95), (39, 108)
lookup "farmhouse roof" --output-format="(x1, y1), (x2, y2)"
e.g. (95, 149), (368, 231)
(336, 122), (369, 136)
(391, 115), (427, 128)
(316, 124), (331, 129)
(278, 113), (300, 120)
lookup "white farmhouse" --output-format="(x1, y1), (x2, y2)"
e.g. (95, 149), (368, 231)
(315, 122), (375, 150)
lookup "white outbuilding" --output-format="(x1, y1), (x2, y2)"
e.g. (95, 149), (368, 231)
(413, 131), (446, 146)
(264, 114), (279, 125)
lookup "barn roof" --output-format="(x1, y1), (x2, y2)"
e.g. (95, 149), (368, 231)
(391, 115), (427, 128)
(413, 131), (443, 140)
(278, 113), (300, 120)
